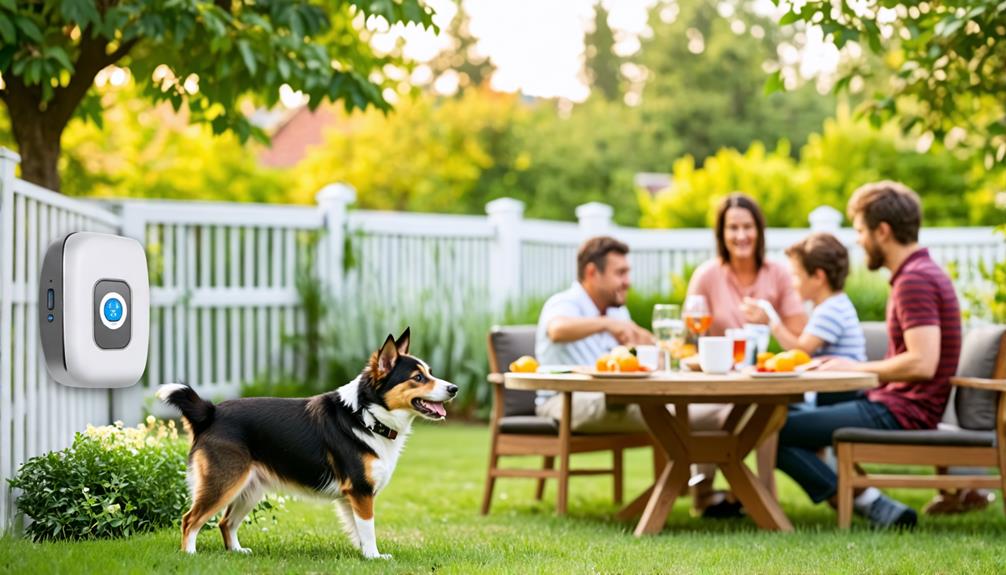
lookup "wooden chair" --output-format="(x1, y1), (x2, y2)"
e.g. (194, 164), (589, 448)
(834, 324), (1006, 528)
(480, 325), (654, 515)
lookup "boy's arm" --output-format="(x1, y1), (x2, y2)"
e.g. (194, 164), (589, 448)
(770, 321), (825, 355)
(819, 326), (940, 381)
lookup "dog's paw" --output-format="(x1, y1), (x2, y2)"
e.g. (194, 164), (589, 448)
(362, 551), (392, 560)
(231, 547), (252, 554)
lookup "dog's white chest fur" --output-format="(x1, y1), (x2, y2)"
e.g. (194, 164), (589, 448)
(336, 378), (413, 495)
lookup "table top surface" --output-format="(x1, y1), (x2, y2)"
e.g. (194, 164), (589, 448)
(498, 370), (879, 397)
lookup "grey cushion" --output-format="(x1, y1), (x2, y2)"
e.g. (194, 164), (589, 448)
(861, 321), (888, 362)
(489, 325), (538, 417)
(954, 325), (1006, 430)
(499, 415), (559, 435)
(834, 427), (995, 448)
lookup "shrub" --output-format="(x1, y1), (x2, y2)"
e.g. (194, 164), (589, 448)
(844, 269), (890, 322)
(9, 418), (188, 542)
(9, 417), (281, 542)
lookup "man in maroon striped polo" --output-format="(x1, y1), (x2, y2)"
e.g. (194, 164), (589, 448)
(775, 180), (962, 528)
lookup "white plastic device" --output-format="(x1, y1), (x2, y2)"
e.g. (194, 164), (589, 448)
(39, 231), (150, 388)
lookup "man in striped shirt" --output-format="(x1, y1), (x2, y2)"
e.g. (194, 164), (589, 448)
(776, 181), (962, 528)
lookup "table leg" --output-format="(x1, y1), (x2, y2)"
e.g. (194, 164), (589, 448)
(635, 460), (692, 536)
(720, 403), (793, 531)
(719, 460), (792, 531)
(631, 404), (692, 535)
(616, 485), (654, 521)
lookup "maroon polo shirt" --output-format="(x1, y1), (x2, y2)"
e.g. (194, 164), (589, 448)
(866, 248), (961, 430)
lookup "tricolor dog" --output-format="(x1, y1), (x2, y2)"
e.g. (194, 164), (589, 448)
(157, 328), (456, 559)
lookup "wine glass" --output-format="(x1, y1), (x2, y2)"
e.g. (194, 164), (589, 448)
(683, 295), (712, 338)
(652, 304), (684, 371)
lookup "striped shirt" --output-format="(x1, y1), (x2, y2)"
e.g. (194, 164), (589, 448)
(805, 293), (866, 361)
(866, 248), (961, 430)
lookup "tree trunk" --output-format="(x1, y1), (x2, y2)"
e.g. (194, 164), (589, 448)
(7, 108), (65, 193)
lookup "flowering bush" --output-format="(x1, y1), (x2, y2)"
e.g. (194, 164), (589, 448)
(9, 416), (283, 542)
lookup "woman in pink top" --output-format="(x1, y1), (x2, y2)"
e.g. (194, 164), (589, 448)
(684, 193), (807, 518)
(688, 193), (807, 337)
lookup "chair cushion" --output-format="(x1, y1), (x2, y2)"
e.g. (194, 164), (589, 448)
(954, 325), (1006, 430)
(499, 415), (559, 435)
(834, 427), (995, 447)
(489, 325), (538, 417)
(861, 321), (888, 362)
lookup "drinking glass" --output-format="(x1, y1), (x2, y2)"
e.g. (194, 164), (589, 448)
(683, 295), (712, 338)
(652, 303), (684, 371)
(725, 328), (748, 370)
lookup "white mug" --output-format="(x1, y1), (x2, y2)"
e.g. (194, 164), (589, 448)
(698, 337), (732, 375)
(635, 345), (659, 371)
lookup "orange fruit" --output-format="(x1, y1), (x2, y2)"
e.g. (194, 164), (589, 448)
(618, 355), (640, 372)
(509, 355), (539, 373)
(756, 352), (775, 369)
(596, 354), (611, 372)
(774, 356), (796, 372)
(791, 349), (812, 366)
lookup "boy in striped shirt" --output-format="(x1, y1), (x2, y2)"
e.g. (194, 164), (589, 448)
(745, 232), (867, 406)
(750, 232), (866, 363)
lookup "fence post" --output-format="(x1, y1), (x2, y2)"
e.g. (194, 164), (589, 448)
(316, 184), (356, 298)
(0, 147), (20, 531)
(112, 202), (148, 426)
(486, 197), (525, 316)
(809, 205), (843, 233)
(576, 201), (613, 239)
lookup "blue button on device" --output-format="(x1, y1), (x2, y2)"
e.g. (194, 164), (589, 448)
(103, 297), (123, 322)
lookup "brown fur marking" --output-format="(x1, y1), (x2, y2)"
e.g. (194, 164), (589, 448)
(180, 447), (252, 552)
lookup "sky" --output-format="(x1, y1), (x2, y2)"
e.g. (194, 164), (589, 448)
(368, 0), (843, 103)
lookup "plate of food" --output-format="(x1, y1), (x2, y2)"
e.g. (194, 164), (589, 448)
(577, 346), (654, 378)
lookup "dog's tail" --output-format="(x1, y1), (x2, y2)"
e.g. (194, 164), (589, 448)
(156, 383), (215, 436)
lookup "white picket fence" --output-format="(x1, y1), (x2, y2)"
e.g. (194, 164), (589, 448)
(2, 145), (1005, 532)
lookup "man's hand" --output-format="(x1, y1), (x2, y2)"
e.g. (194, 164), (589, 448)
(605, 318), (638, 345)
(630, 324), (656, 345)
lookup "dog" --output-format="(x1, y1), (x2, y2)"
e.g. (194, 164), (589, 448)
(156, 327), (457, 559)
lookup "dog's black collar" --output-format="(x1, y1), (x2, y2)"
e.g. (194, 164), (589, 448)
(356, 408), (398, 440)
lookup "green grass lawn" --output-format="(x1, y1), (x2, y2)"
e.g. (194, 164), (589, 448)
(2, 423), (1005, 574)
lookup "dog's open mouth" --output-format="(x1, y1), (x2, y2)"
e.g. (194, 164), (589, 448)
(412, 398), (447, 419)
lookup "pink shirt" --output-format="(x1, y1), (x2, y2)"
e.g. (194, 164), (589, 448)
(687, 259), (805, 336)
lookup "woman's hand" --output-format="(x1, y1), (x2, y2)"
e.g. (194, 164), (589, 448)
(741, 297), (770, 324)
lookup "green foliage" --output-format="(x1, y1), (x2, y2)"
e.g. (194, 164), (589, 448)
(294, 89), (523, 213)
(9, 418), (189, 542)
(844, 270), (890, 322)
(639, 141), (807, 228)
(57, 83), (289, 202)
(0, 0), (433, 131)
(775, 0), (1006, 162)
(8, 417), (281, 542)
(640, 112), (1002, 228)
(956, 228), (1006, 324)
(584, 3), (622, 101)
(0, 0), (436, 190)
(638, 0), (835, 164)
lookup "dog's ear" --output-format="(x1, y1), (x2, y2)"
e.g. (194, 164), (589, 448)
(370, 334), (399, 380)
(395, 327), (410, 356)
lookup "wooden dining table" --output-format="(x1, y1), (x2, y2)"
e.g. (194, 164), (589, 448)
(503, 369), (878, 535)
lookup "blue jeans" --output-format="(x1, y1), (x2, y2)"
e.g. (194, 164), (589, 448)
(777, 396), (900, 503)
